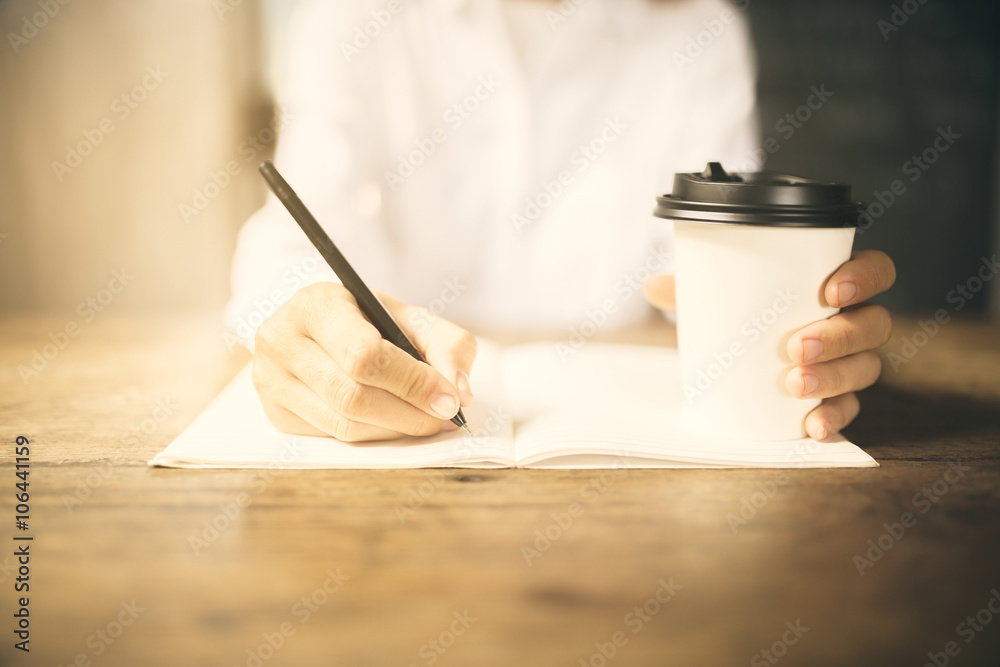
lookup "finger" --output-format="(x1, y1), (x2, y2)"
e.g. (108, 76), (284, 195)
(387, 295), (479, 406)
(258, 398), (329, 437)
(297, 284), (463, 421)
(422, 327), (478, 407)
(824, 249), (897, 308)
(252, 348), (441, 441)
(251, 357), (325, 436)
(254, 360), (442, 442)
(786, 351), (882, 400)
(273, 337), (450, 436)
(263, 377), (423, 442)
(787, 304), (893, 364)
(804, 392), (861, 441)
(254, 299), (452, 434)
(643, 274), (676, 312)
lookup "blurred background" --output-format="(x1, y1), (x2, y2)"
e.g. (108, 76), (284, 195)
(0, 0), (997, 319)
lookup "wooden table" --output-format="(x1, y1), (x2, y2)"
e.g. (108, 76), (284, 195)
(2, 313), (999, 667)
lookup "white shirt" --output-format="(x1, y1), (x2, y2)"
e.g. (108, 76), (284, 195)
(226, 0), (759, 346)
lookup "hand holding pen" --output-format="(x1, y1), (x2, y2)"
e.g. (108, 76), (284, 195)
(248, 161), (476, 441)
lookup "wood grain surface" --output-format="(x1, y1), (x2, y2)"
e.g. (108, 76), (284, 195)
(1, 314), (998, 667)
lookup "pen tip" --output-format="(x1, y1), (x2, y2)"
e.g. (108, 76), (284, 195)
(461, 424), (472, 436)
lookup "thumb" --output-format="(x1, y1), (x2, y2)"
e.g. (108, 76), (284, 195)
(423, 327), (477, 407)
(643, 274), (676, 312)
(382, 295), (478, 407)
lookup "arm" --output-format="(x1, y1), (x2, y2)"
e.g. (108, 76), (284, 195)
(227, 3), (476, 440)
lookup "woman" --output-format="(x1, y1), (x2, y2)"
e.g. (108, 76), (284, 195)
(227, 0), (895, 442)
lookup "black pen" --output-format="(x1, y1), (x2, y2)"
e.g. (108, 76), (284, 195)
(258, 161), (471, 435)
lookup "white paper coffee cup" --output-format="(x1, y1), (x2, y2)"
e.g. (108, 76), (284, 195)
(655, 163), (861, 441)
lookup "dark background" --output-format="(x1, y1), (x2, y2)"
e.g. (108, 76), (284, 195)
(744, 0), (999, 314)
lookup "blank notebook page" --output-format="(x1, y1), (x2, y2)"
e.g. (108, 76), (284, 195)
(149, 342), (877, 469)
(501, 343), (876, 468)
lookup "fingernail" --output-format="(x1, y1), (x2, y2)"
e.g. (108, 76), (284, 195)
(801, 338), (824, 363)
(800, 373), (820, 396)
(456, 370), (474, 401)
(430, 393), (459, 420)
(815, 422), (829, 441)
(837, 282), (857, 306)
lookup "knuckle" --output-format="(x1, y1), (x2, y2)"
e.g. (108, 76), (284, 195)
(866, 351), (883, 382)
(881, 254), (898, 287)
(399, 365), (431, 402)
(857, 251), (896, 295)
(825, 359), (852, 394)
(299, 280), (342, 302)
(330, 377), (367, 418)
(257, 302), (310, 358)
(860, 263), (883, 295)
(298, 282), (348, 330)
(298, 289), (326, 334)
(839, 352), (879, 392)
(342, 336), (386, 382)
(317, 362), (341, 395)
(871, 305), (894, 345)
(455, 329), (478, 354)
(825, 320), (856, 357)
(830, 366), (850, 395)
(290, 283), (321, 317)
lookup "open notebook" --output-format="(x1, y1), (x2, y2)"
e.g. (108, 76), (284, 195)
(149, 342), (877, 469)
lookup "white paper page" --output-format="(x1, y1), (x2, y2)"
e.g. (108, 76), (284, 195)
(149, 340), (515, 469)
(501, 343), (877, 469)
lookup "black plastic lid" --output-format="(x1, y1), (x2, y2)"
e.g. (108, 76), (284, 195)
(654, 162), (861, 227)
